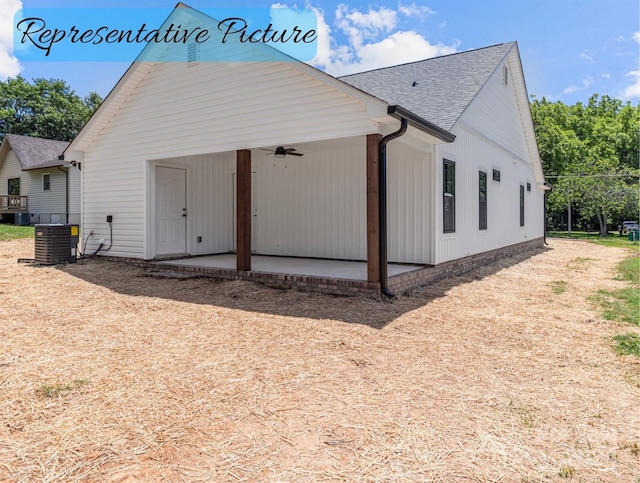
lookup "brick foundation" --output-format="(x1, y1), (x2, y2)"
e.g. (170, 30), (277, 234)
(96, 237), (544, 298)
(387, 237), (545, 295)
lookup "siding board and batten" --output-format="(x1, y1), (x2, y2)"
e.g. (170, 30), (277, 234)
(79, 59), (383, 259)
(65, 8), (546, 297)
(434, 51), (544, 264)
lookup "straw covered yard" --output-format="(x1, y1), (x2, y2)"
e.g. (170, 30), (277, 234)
(1, 237), (638, 482)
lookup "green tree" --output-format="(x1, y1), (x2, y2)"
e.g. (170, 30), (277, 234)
(0, 76), (102, 142)
(531, 94), (640, 236)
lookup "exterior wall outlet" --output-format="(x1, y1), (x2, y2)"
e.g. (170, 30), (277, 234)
(197, 236), (202, 243)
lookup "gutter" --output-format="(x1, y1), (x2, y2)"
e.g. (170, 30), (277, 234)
(387, 105), (455, 143)
(56, 166), (69, 224)
(378, 117), (408, 299)
(378, 106), (455, 299)
(543, 182), (552, 245)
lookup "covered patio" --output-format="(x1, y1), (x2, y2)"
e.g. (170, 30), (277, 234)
(151, 254), (425, 297)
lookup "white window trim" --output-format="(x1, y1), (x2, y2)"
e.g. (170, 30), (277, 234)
(42, 173), (51, 191)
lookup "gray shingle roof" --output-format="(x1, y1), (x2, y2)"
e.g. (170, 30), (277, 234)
(4, 134), (69, 170)
(339, 42), (515, 132)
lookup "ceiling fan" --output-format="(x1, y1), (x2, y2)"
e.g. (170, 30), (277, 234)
(261, 146), (304, 158)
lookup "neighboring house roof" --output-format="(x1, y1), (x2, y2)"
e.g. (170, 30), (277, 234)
(339, 43), (515, 132)
(0, 134), (69, 171)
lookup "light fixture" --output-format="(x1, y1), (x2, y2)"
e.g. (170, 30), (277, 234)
(274, 146), (286, 158)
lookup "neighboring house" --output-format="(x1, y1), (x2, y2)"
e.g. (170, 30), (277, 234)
(64, 5), (547, 296)
(0, 134), (79, 225)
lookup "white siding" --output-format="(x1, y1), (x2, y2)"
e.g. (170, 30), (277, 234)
(82, 152), (146, 258)
(90, 61), (376, 159)
(79, 60), (380, 259)
(253, 138), (367, 260)
(0, 150), (30, 197)
(69, 165), (81, 224)
(387, 142), (433, 264)
(27, 168), (67, 220)
(435, 124), (544, 264)
(431, 50), (545, 264)
(460, 54), (531, 163)
(150, 153), (233, 256)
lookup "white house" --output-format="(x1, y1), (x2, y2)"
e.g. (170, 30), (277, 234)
(64, 5), (546, 297)
(0, 134), (80, 225)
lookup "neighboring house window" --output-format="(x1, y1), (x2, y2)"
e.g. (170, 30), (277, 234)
(492, 169), (501, 182)
(8, 178), (20, 195)
(520, 185), (525, 227)
(479, 171), (487, 230)
(43, 173), (51, 191)
(443, 159), (455, 233)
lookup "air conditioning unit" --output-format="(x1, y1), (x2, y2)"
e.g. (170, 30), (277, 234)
(34, 224), (79, 265)
(14, 212), (30, 226)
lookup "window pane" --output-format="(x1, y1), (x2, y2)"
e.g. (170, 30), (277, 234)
(8, 178), (20, 195)
(43, 174), (50, 191)
(520, 185), (525, 226)
(443, 160), (455, 233)
(479, 171), (487, 230)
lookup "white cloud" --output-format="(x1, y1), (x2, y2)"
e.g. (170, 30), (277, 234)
(579, 51), (595, 63)
(633, 31), (640, 43)
(563, 76), (594, 94)
(335, 4), (397, 50)
(308, 4), (458, 76)
(0, 0), (22, 79)
(601, 72), (611, 79)
(339, 31), (457, 75)
(623, 70), (640, 98)
(398, 3), (436, 19)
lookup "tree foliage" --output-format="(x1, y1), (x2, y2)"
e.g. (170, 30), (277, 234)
(531, 94), (640, 236)
(0, 76), (102, 143)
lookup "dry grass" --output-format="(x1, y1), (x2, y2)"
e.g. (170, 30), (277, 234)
(1, 238), (639, 482)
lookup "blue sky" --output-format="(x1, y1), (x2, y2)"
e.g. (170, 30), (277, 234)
(2, 0), (638, 105)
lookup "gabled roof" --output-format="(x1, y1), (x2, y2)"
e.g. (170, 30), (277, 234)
(66, 3), (457, 155)
(65, 2), (538, 176)
(0, 134), (69, 171)
(339, 43), (515, 132)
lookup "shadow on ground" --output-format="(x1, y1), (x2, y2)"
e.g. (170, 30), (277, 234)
(56, 247), (548, 329)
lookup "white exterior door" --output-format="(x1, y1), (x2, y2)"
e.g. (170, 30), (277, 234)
(156, 166), (187, 256)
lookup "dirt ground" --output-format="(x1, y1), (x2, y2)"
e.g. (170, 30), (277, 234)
(0, 238), (638, 482)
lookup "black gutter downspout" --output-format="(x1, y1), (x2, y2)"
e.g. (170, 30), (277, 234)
(543, 182), (552, 245)
(379, 117), (408, 299)
(56, 166), (69, 224)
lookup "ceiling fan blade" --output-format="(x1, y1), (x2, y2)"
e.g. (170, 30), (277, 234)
(288, 152), (304, 156)
(259, 148), (274, 152)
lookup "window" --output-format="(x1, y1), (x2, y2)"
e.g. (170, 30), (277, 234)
(43, 173), (51, 191)
(503, 65), (509, 86)
(479, 171), (487, 230)
(443, 159), (455, 233)
(520, 185), (525, 227)
(8, 178), (20, 195)
(492, 169), (501, 182)
(527, 182), (531, 192)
